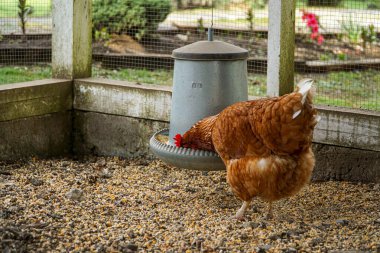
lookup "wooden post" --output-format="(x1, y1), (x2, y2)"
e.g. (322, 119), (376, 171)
(52, 0), (92, 79)
(267, 0), (296, 96)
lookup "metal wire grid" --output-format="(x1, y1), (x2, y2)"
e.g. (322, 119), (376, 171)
(91, 0), (379, 110)
(92, 2), (267, 72)
(296, 0), (380, 110)
(0, 0), (378, 111)
(91, 0), (269, 97)
(0, 0), (52, 66)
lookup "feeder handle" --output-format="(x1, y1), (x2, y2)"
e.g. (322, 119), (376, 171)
(208, 27), (213, 41)
(208, 0), (214, 41)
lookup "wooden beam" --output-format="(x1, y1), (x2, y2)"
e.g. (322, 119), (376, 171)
(52, 0), (92, 79)
(267, 0), (296, 96)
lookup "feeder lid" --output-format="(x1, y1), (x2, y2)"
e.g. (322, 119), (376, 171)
(172, 40), (248, 60)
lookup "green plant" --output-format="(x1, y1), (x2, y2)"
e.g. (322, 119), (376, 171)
(197, 17), (205, 34)
(94, 27), (110, 42)
(18, 0), (34, 35)
(340, 18), (362, 44)
(361, 24), (377, 48)
(246, 7), (254, 32)
(341, 19), (377, 48)
(246, 7), (255, 45)
(337, 52), (347, 61)
(319, 53), (332, 61)
(252, 0), (268, 9)
(92, 0), (171, 40)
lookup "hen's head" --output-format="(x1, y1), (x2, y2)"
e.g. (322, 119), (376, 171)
(173, 134), (182, 147)
(174, 133), (194, 149)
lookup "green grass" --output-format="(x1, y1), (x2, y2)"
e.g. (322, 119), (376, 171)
(0, 0), (51, 18)
(340, 0), (378, 9)
(0, 65), (378, 111)
(0, 65), (51, 84)
(249, 71), (380, 111)
(311, 70), (380, 110)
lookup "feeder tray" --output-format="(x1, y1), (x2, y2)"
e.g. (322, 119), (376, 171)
(149, 29), (248, 171)
(149, 129), (225, 171)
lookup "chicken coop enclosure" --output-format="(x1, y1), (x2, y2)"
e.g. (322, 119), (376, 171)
(0, 1), (380, 252)
(0, 1), (379, 173)
(0, 0), (379, 177)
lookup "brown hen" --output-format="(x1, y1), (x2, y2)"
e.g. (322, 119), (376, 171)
(178, 79), (319, 220)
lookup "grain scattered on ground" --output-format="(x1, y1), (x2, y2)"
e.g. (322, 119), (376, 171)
(1, 157), (379, 252)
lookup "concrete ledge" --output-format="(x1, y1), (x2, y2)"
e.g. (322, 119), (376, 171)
(0, 79), (73, 161)
(74, 78), (171, 121)
(315, 105), (380, 152)
(0, 79), (72, 121)
(72, 79), (379, 182)
(312, 143), (380, 182)
(72, 111), (379, 182)
(73, 111), (168, 158)
(1, 78), (378, 182)
(0, 112), (72, 161)
(74, 78), (380, 152)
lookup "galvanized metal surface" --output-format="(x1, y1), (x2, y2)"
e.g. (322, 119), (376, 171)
(172, 40), (248, 60)
(168, 59), (248, 144)
(150, 129), (225, 171)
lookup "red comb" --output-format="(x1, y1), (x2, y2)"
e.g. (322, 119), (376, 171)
(174, 134), (182, 147)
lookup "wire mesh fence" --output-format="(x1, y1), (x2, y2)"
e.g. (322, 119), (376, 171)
(0, 0), (378, 111)
(0, 0), (51, 69)
(295, 0), (380, 110)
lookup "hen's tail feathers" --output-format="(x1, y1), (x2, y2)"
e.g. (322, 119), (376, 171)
(297, 79), (314, 104)
(292, 79), (315, 119)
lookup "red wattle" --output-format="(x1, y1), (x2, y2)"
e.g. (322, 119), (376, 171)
(174, 134), (182, 147)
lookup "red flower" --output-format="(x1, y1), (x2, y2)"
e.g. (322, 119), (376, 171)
(302, 11), (316, 22)
(311, 25), (319, 33)
(317, 35), (324, 45)
(307, 18), (318, 27)
(301, 10), (323, 45)
(310, 32), (318, 39)
(306, 13), (316, 20)
(173, 134), (182, 147)
(302, 11), (313, 19)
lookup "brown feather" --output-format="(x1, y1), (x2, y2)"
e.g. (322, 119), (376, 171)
(211, 81), (318, 214)
(181, 80), (318, 218)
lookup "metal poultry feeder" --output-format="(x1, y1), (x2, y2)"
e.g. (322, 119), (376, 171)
(150, 33), (248, 170)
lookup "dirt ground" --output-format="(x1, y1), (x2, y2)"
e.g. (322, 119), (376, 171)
(1, 156), (379, 252)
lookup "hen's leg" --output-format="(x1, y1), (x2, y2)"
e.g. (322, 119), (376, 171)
(234, 200), (251, 221)
(266, 201), (273, 220)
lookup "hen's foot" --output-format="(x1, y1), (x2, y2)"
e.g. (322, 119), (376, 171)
(231, 201), (251, 221)
(230, 214), (246, 221)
